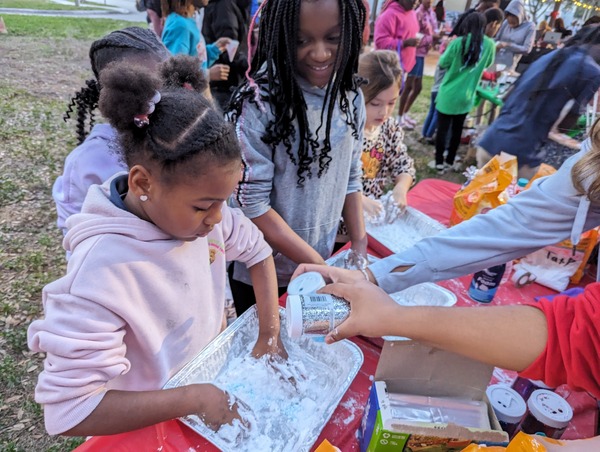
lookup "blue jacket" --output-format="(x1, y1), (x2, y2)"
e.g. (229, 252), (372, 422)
(478, 47), (600, 166)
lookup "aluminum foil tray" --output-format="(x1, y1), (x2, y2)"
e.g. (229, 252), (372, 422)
(383, 282), (457, 341)
(325, 248), (380, 268)
(164, 306), (363, 451)
(366, 206), (446, 254)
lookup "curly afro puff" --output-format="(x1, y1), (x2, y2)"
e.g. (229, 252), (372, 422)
(98, 60), (240, 185)
(160, 55), (208, 93)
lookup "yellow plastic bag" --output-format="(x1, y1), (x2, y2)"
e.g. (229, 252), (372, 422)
(450, 152), (518, 226)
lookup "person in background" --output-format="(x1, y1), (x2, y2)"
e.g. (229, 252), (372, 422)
(494, 0), (535, 71)
(430, 10), (495, 174)
(435, 0), (445, 26)
(535, 19), (551, 43)
(477, 25), (600, 178)
(374, 0), (420, 129)
(554, 17), (573, 39)
(227, 0), (368, 314)
(203, 0), (251, 110)
(475, 0), (500, 12)
(146, 0), (164, 37)
(396, 0), (438, 130)
(161, 0), (231, 86)
(338, 50), (415, 240)
(55, 27), (170, 237)
(29, 59), (286, 437)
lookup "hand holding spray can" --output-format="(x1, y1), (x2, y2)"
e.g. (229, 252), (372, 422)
(286, 272), (350, 338)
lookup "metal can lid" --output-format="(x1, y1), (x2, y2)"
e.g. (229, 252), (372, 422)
(527, 389), (573, 428)
(486, 384), (527, 423)
(285, 294), (304, 338)
(287, 272), (326, 296)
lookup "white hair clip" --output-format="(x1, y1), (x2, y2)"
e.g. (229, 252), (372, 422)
(134, 90), (161, 128)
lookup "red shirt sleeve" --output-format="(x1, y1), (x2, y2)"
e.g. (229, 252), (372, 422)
(520, 283), (600, 399)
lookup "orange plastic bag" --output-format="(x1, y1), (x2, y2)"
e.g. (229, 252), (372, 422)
(450, 152), (518, 226)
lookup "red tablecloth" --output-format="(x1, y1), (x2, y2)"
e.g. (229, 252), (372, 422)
(75, 179), (597, 451)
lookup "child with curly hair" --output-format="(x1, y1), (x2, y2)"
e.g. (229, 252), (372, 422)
(29, 59), (285, 436)
(55, 27), (171, 236)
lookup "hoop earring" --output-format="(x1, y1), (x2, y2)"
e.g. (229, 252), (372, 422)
(140, 194), (148, 202)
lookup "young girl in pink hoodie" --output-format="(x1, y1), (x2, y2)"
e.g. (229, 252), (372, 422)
(28, 60), (285, 437)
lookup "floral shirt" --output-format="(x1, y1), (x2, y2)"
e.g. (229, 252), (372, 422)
(361, 117), (415, 198)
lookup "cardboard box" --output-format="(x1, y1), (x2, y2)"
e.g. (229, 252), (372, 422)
(359, 341), (509, 452)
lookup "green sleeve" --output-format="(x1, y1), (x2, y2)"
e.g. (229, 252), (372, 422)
(439, 38), (459, 69)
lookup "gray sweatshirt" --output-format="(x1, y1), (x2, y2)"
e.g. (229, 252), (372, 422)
(495, 0), (535, 70)
(230, 78), (366, 286)
(369, 139), (600, 294)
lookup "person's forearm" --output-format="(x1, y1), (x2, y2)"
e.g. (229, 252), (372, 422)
(387, 305), (548, 371)
(393, 174), (413, 197)
(248, 256), (281, 336)
(343, 191), (367, 249)
(63, 385), (212, 436)
(251, 209), (325, 265)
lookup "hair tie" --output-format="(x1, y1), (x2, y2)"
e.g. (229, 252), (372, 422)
(134, 90), (161, 128)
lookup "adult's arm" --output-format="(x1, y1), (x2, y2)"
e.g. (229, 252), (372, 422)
(368, 141), (600, 293)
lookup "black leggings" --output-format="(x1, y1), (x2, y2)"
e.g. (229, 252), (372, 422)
(435, 111), (467, 165)
(227, 262), (287, 316)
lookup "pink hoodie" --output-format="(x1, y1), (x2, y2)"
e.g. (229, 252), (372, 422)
(374, 1), (419, 73)
(28, 175), (272, 435)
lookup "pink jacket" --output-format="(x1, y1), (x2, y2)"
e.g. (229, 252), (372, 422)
(374, 1), (419, 73)
(28, 176), (272, 435)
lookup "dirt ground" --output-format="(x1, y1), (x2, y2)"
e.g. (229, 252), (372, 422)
(0, 34), (466, 451)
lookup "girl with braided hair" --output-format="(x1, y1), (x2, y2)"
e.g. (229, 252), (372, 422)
(431, 10), (494, 174)
(54, 27), (170, 236)
(227, 0), (369, 314)
(29, 58), (286, 436)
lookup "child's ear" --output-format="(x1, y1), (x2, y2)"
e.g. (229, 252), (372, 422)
(128, 165), (153, 198)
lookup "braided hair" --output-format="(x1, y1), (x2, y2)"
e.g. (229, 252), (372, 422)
(98, 59), (239, 186)
(454, 10), (486, 67)
(64, 27), (169, 144)
(228, 0), (366, 187)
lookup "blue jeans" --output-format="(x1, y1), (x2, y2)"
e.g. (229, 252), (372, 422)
(422, 91), (438, 138)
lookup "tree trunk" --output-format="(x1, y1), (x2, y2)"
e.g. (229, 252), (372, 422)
(549, 0), (561, 27)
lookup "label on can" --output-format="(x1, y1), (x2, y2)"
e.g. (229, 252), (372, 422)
(468, 264), (506, 303)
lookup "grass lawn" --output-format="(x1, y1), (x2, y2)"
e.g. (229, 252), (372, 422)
(0, 0), (112, 10)
(2, 15), (145, 39)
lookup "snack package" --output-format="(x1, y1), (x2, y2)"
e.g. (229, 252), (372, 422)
(460, 431), (579, 451)
(513, 165), (599, 291)
(450, 152), (518, 226)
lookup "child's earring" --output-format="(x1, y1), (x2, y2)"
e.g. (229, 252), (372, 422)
(140, 194), (149, 202)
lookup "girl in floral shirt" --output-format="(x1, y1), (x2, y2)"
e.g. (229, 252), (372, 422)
(338, 50), (415, 240)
